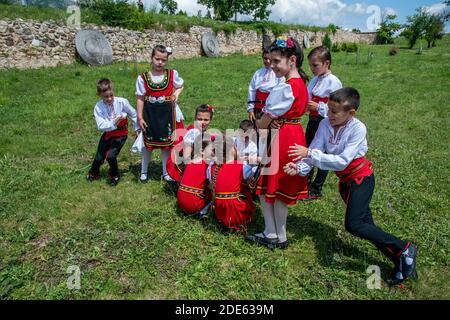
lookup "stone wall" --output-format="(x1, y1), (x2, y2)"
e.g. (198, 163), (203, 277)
(0, 18), (378, 70)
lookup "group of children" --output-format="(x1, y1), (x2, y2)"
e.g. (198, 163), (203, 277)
(86, 40), (417, 285)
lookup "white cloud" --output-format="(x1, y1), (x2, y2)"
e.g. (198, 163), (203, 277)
(268, 0), (368, 27)
(424, 3), (447, 16)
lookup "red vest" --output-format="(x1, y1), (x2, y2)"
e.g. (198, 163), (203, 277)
(141, 69), (174, 98)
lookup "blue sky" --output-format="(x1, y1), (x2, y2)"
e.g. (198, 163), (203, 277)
(139, 1), (449, 32)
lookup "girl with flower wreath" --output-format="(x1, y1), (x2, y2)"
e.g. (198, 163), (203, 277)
(246, 36), (309, 250)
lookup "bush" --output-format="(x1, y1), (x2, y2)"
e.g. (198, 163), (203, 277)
(331, 42), (358, 53)
(389, 47), (399, 56)
(331, 43), (341, 52)
(322, 33), (332, 49)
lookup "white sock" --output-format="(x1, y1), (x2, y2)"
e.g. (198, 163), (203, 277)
(161, 149), (170, 176)
(141, 148), (152, 175)
(274, 200), (288, 242)
(259, 195), (277, 239)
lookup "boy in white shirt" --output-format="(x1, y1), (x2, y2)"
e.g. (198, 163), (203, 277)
(87, 79), (139, 186)
(284, 87), (417, 285)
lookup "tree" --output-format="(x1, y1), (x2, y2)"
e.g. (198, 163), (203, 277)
(322, 33), (332, 49)
(197, 0), (275, 21)
(376, 14), (401, 44)
(401, 8), (429, 49)
(423, 13), (446, 47)
(160, 0), (177, 15)
(402, 5), (448, 49)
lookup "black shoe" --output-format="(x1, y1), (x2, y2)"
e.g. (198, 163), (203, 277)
(198, 211), (209, 220)
(399, 243), (418, 279)
(388, 265), (405, 286)
(245, 233), (278, 250)
(110, 176), (120, 186)
(308, 189), (322, 199)
(276, 240), (289, 250)
(86, 173), (99, 182)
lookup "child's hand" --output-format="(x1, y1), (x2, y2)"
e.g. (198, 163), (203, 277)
(248, 111), (256, 122)
(288, 144), (309, 162)
(283, 162), (299, 176)
(171, 92), (179, 103)
(270, 119), (282, 129)
(138, 118), (148, 130)
(307, 101), (318, 112)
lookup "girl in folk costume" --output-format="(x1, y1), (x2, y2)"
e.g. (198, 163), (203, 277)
(306, 46), (343, 199)
(284, 88), (417, 285)
(135, 45), (185, 183)
(246, 36), (309, 250)
(177, 134), (214, 218)
(166, 104), (214, 183)
(87, 79), (139, 186)
(208, 137), (257, 231)
(247, 47), (284, 122)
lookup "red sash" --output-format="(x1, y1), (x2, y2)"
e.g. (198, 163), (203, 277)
(310, 95), (328, 117)
(335, 157), (373, 184)
(105, 118), (128, 139)
(255, 90), (270, 110)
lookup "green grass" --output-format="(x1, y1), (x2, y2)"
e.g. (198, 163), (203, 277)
(0, 37), (449, 300)
(0, 3), (326, 35)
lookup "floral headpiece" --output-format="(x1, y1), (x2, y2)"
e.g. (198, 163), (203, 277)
(275, 36), (295, 49)
(207, 104), (215, 113)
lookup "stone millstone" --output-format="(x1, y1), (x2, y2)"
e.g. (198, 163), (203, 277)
(75, 30), (113, 66)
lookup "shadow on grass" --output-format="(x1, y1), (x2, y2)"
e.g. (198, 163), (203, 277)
(126, 161), (163, 182)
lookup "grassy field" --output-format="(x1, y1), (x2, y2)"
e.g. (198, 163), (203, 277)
(0, 37), (449, 300)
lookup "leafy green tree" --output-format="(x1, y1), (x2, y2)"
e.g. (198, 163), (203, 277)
(198, 0), (275, 21)
(401, 8), (429, 49)
(376, 14), (401, 44)
(160, 0), (177, 15)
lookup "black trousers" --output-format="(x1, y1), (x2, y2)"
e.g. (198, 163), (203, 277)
(305, 115), (328, 192)
(89, 133), (127, 178)
(339, 174), (408, 262)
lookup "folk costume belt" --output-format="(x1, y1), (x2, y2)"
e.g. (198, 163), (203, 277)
(144, 96), (173, 104)
(179, 184), (205, 198)
(279, 117), (302, 125)
(215, 192), (246, 200)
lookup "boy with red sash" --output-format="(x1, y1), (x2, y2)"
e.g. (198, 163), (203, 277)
(284, 87), (418, 285)
(86, 79), (139, 186)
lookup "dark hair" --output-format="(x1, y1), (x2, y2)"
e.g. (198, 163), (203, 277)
(96, 78), (114, 95)
(195, 104), (214, 119)
(239, 120), (254, 131)
(262, 46), (270, 56)
(151, 45), (172, 58)
(308, 46), (332, 66)
(191, 133), (214, 159)
(270, 38), (309, 83)
(329, 87), (360, 111)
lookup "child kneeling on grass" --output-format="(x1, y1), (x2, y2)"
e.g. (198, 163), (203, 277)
(87, 78), (139, 186)
(284, 87), (418, 285)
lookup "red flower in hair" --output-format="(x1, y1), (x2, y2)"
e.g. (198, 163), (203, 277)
(286, 37), (294, 49)
(207, 105), (215, 113)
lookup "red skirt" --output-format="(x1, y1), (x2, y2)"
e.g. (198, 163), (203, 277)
(177, 189), (211, 215)
(145, 121), (184, 151)
(214, 190), (256, 231)
(256, 122), (308, 204)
